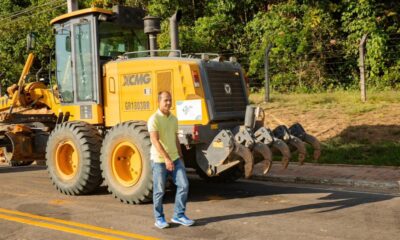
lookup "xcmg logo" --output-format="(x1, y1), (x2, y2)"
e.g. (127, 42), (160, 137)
(123, 73), (151, 86)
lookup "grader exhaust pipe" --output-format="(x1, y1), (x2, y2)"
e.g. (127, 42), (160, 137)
(144, 16), (161, 57)
(143, 10), (181, 57)
(169, 10), (182, 57)
(67, 0), (78, 13)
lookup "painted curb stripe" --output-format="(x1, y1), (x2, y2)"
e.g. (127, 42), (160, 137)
(0, 208), (159, 240)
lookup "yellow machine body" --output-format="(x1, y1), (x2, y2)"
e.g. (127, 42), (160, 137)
(103, 58), (210, 127)
(1, 6), (316, 203)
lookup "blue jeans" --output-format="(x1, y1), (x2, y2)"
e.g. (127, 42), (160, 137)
(152, 159), (189, 220)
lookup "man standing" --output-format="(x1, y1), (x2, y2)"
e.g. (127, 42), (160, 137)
(148, 91), (195, 229)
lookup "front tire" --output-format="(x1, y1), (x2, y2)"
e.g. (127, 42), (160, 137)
(46, 121), (103, 195)
(100, 121), (152, 204)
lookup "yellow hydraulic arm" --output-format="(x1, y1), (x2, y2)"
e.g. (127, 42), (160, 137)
(8, 53), (35, 114)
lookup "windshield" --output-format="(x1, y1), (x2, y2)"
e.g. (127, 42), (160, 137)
(98, 21), (147, 58)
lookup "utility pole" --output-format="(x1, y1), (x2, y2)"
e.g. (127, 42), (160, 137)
(264, 43), (273, 103)
(359, 34), (368, 102)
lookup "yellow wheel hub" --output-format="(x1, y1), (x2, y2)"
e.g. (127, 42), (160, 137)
(55, 140), (79, 181)
(111, 141), (142, 187)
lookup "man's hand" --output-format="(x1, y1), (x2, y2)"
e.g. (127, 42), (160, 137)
(165, 158), (175, 171)
(176, 133), (184, 160)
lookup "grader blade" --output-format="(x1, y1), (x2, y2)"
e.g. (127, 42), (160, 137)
(3, 131), (34, 164)
(252, 143), (272, 175)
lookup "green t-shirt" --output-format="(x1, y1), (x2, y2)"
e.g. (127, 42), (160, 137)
(147, 109), (179, 163)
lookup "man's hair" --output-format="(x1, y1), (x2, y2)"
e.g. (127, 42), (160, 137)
(158, 91), (171, 102)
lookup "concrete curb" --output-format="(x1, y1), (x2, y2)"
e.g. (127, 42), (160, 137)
(272, 161), (400, 170)
(251, 174), (400, 193)
(179, 164), (400, 193)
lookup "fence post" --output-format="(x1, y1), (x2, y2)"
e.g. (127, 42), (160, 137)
(264, 43), (273, 103)
(359, 34), (368, 102)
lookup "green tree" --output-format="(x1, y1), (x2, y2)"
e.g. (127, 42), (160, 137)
(0, 0), (66, 91)
(245, 1), (338, 92)
(1, 0), (400, 93)
(341, 0), (400, 89)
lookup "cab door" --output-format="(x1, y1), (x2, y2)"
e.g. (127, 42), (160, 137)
(54, 15), (103, 124)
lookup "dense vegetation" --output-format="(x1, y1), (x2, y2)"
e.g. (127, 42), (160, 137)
(1, 0), (400, 92)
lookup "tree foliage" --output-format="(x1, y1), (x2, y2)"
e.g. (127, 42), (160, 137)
(1, 0), (400, 92)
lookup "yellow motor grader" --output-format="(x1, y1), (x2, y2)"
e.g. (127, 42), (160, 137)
(0, 4), (320, 203)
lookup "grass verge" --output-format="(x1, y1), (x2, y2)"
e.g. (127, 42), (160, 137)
(251, 90), (400, 166)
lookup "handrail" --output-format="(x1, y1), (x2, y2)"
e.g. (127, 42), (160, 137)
(123, 50), (182, 58)
(183, 53), (220, 58)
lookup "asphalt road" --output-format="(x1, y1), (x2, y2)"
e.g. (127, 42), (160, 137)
(0, 165), (399, 240)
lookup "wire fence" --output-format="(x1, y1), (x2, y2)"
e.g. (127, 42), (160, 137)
(224, 36), (400, 95)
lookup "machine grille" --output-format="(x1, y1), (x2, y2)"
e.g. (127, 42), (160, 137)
(205, 67), (247, 114)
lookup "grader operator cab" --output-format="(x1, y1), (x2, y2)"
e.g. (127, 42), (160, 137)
(0, 5), (321, 204)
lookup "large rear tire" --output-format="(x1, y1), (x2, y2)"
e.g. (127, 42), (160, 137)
(46, 121), (102, 195)
(100, 121), (152, 204)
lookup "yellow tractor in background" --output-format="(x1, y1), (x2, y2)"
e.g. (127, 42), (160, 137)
(0, 3), (321, 204)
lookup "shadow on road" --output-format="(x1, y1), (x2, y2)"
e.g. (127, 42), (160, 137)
(91, 186), (112, 196)
(165, 177), (398, 226)
(0, 165), (46, 173)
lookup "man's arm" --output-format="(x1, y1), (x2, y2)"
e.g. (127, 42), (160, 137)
(150, 131), (174, 171)
(176, 133), (183, 159)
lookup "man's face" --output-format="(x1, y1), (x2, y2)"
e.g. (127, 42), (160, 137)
(159, 92), (172, 113)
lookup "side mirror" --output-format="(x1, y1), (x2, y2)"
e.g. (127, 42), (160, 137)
(26, 32), (36, 51)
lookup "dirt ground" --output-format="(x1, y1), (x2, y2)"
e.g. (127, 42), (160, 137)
(260, 102), (400, 144)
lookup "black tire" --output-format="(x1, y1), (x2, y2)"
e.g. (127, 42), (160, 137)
(195, 163), (244, 183)
(46, 121), (103, 195)
(100, 121), (152, 204)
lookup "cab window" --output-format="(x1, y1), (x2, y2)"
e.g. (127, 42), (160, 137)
(98, 22), (147, 58)
(74, 22), (94, 101)
(55, 27), (74, 103)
